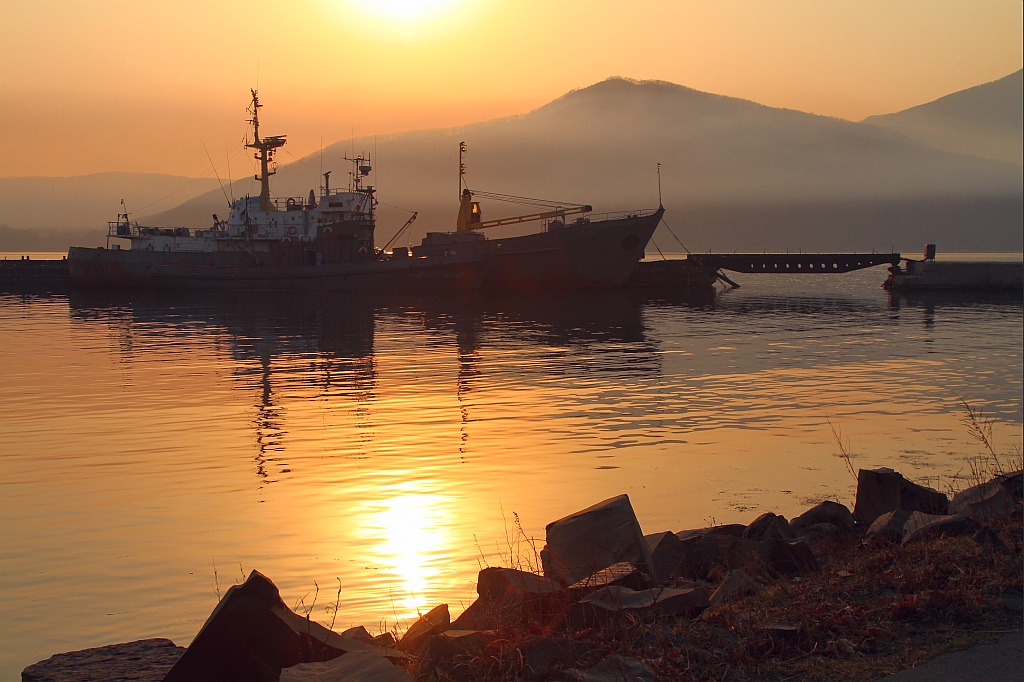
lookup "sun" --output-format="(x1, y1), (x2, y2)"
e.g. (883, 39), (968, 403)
(347, 0), (461, 25)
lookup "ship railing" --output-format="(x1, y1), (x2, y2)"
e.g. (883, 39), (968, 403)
(548, 207), (662, 229)
(273, 196), (312, 211)
(583, 207), (663, 222)
(107, 221), (200, 239)
(107, 220), (141, 237)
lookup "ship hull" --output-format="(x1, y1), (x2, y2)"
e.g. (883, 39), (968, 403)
(416, 208), (664, 290)
(67, 246), (486, 293)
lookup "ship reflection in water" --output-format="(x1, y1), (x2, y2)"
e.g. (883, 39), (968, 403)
(1, 266), (1020, 678)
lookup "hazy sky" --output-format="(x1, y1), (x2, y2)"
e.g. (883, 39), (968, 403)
(3, 0), (1021, 177)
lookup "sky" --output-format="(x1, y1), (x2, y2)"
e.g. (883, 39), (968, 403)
(3, 0), (1021, 178)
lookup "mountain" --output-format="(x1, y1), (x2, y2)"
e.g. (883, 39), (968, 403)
(146, 77), (1021, 252)
(4, 77), (1021, 253)
(862, 70), (1022, 166)
(0, 172), (221, 250)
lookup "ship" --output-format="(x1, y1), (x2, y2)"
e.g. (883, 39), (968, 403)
(412, 142), (664, 290)
(67, 90), (486, 293)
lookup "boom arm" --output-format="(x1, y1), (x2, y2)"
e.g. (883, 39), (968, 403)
(474, 204), (592, 230)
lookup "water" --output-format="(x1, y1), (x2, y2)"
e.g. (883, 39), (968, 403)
(1, 254), (1021, 677)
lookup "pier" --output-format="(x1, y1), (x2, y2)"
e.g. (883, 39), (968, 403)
(629, 252), (901, 289)
(0, 257), (71, 289)
(685, 252), (901, 274)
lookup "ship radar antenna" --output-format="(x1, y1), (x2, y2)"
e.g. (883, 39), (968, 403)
(657, 162), (663, 208)
(459, 141), (468, 199)
(245, 89), (286, 211)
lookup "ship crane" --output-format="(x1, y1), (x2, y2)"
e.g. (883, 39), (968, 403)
(460, 201), (593, 231)
(456, 141), (591, 232)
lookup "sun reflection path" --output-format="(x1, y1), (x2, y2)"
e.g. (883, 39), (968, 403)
(359, 482), (451, 620)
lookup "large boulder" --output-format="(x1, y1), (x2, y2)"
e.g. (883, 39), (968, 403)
(568, 584), (709, 628)
(790, 501), (855, 534)
(540, 495), (654, 587)
(673, 530), (817, 580)
(863, 510), (914, 544)
(644, 531), (687, 582)
(864, 509), (981, 545)
(900, 512), (979, 545)
(21, 639), (184, 682)
(853, 468), (948, 525)
(743, 513), (795, 540)
(451, 567), (566, 630)
(164, 570), (396, 682)
(951, 477), (1021, 521)
(397, 603), (450, 654)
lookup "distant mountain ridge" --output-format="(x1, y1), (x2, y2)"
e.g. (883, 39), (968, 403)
(2, 74), (1020, 252)
(862, 70), (1023, 166)
(0, 172), (220, 250)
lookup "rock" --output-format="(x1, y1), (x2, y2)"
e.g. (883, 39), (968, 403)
(280, 651), (414, 681)
(397, 603), (449, 654)
(568, 584), (709, 627)
(164, 570), (398, 682)
(677, 524), (745, 540)
(790, 501), (856, 533)
(995, 470), (1023, 500)
(644, 531), (687, 582)
(165, 570), (341, 682)
(21, 638), (184, 682)
(743, 512), (795, 540)
(520, 636), (597, 680)
(567, 562), (655, 594)
(339, 626), (373, 642)
(756, 537), (819, 575)
(540, 494), (654, 587)
(853, 467), (948, 525)
(951, 478), (1019, 521)
(708, 569), (763, 606)
(567, 654), (656, 682)
(900, 512), (979, 545)
(424, 630), (497, 661)
(451, 567), (566, 630)
(674, 531), (741, 579)
(864, 509), (914, 544)
(674, 531), (818, 580)
(799, 521), (852, 557)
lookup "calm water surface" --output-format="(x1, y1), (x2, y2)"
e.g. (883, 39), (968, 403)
(1, 254), (1021, 676)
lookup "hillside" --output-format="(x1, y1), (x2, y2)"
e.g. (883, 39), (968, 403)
(0, 172), (221, 229)
(863, 70), (1023, 166)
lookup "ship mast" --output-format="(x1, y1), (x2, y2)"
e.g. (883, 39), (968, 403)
(245, 89), (286, 211)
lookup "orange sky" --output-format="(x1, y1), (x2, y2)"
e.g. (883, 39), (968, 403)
(2, 0), (1021, 177)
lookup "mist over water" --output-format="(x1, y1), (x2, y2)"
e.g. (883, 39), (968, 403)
(1, 255), (1021, 677)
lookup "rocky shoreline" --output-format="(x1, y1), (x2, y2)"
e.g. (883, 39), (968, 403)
(23, 466), (1023, 681)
